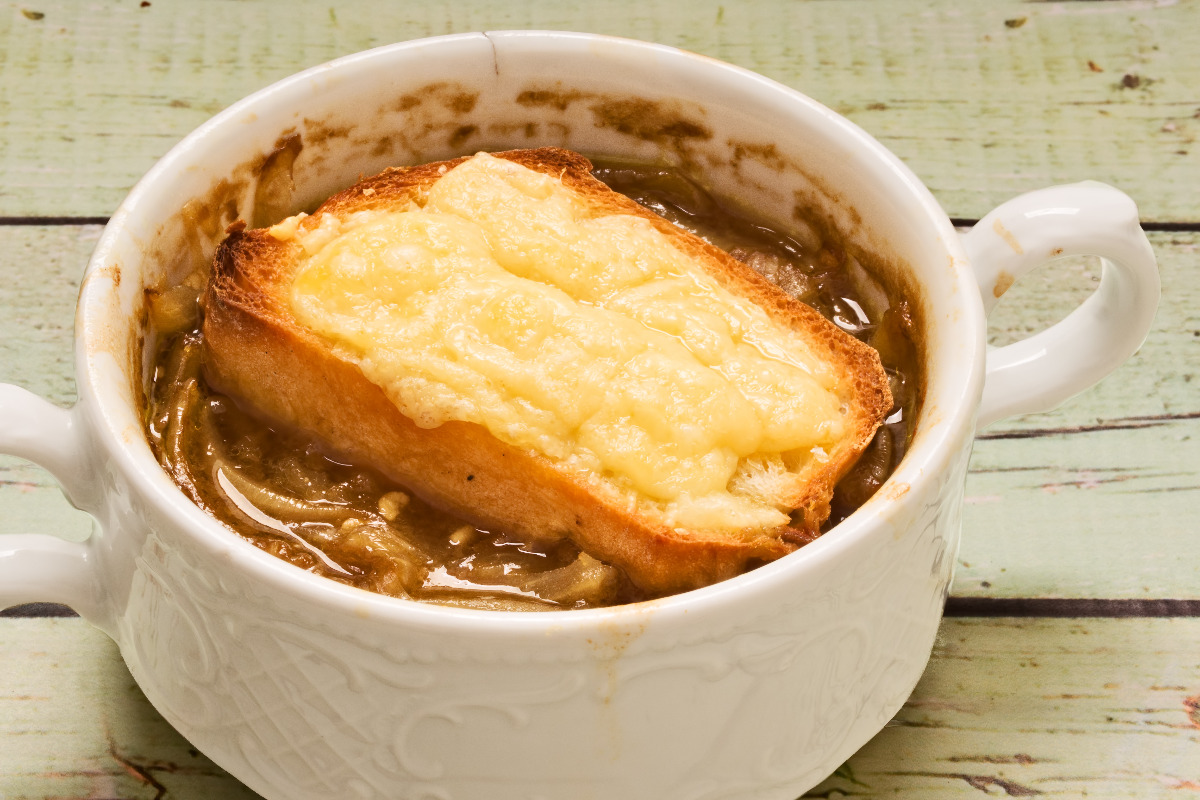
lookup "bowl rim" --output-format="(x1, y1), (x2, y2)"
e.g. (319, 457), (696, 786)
(76, 30), (985, 635)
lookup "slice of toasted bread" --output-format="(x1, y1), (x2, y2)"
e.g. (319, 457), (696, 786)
(202, 147), (891, 596)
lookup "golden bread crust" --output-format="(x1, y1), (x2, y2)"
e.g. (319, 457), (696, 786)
(202, 147), (891, 596)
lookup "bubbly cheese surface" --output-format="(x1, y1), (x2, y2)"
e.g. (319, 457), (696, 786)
(285, 153), (847, 530)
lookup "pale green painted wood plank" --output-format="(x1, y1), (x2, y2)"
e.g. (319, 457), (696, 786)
(0, 619), (261, 799)
(981, 233), (1199, 433)
(2, 226), (1194, 598)
(0, 224), (93, 406)
(2, 2), (1194, 796)
(958, 422), (1200, 599)
(0, 225), (95, 543)
(0, 458), (92, 544)
(3, 617), (1197, 798)
(806, 617), (1200, 798)
(0, 0), (1197, 221)
(955, 232), (1200, 598)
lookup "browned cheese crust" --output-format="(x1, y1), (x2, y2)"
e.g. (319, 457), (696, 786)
(202, 147), (891, 596)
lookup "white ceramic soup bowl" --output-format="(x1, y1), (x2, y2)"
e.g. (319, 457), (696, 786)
(0, 32), (1158, 800)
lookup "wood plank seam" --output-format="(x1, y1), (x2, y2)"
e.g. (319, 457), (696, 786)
(945, 597), (1200, 618)
(12, 598), (1200, 618)
(0, 216), (111, 225)
(950, 217), (1200, 233)
(978, 412), (1200, 440)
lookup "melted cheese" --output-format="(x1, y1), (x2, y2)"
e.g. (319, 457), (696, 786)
(284, 153), (847, 530)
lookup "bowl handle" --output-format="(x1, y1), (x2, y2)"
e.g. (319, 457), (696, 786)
(962, 182), (1159, 429)
(0, 384), (104, 621)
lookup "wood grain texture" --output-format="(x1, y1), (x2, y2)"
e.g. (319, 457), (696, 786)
(0, 0), (1197, 220)
(2, 227), (1194, 597)
(959, 421), (1200, 599)
(806, 617), (1200, 798)
(953, 232), (1200, 598)
(2, 1), (1197, 793)
(980, 233), (1199, 432)
(2, 617), (1196, 798)
(0, 619), (261, 800)
(0, 225), (94, 542)
(0, 224), (93, 405)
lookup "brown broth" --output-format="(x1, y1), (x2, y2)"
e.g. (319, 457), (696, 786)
(146, 161), (920, 611)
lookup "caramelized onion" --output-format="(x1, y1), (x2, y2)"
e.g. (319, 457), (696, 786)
(148, 285), (200, 336)
(214, 459), (352, 524)
(515, 553), (619, 607)
(145, 159), (920, 609)
(833, 427), (894, 511)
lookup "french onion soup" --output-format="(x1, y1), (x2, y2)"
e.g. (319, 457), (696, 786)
(146, 148), (920, 611)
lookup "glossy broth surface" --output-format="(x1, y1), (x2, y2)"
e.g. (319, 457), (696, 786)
(146, 160), (920, 610)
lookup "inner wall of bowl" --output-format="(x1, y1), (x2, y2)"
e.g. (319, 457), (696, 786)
(85, 32), (973, 531)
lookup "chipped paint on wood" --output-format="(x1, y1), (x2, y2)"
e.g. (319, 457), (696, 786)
(3, 228), (1195, 597)
(807, 617), (1200, 797)
(2, 618), (1197, 798)
(0, 1), (1197, 220)
(1, 3), (1198, 795)
(0, 619), (262, 799)
(986, 234), (1199, 431)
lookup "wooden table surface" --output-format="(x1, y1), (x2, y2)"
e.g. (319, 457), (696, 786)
(2, 1), (1198, 797)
